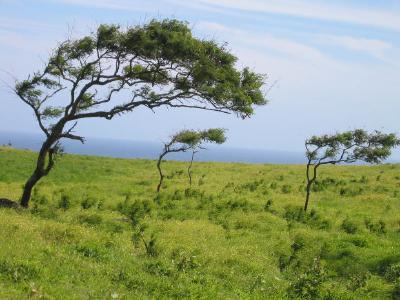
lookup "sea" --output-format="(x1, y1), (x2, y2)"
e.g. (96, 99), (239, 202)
(0, 131), (306, 164)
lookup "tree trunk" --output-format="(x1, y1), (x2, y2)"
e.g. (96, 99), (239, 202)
(20, 137), (56, 207)
(20, 170), (44, 207)
(304, 181), (312, 211)
(156, 152), (165, 193)
(188, 151), (196, 187)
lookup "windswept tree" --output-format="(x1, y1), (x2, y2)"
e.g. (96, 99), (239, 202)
(157, 128), (226, 192)
(304, 130), (399, 211)
(11, 19), (266, 207)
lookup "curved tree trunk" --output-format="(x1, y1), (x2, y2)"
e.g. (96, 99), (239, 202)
(304, 162), (318, 212)
(187, 151), (196, 187)
(304, 181), (312, 212)
(20, 122), (64, 207)
(156, 152), (166, 193)
(20, 145), (50, 207)
(20, 169), (44, 207)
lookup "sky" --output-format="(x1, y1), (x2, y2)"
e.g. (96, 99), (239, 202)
(0, 0), (399, 152)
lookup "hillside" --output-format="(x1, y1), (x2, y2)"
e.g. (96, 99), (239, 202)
(0, 147), (399, 299)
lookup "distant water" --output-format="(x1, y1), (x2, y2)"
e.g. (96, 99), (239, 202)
(0, 131), (307, 164)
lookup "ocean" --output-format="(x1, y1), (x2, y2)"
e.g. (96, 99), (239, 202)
(0, 131), (306, 164)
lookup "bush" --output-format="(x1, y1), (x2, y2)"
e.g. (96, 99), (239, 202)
(132, 224), (159, 257)
(31, 204), (58, 220)
(171, 249), (199, 272)
(263, 199), (274, 212)
(283, 206), (330, 230)
(58, 194), (71, 210)
(341, 219), (358, 234)
(392, 282), (400, 300)
(78, 214), (103, 227)
(365, 219), (386, 234)
(287, 258), (325, 299)
(386, 263), (400, 282)
(0, 259), (39, 282)
(281, 184), (292, 194)
(74, 243), (107, 261)
(117, 199), (152, 226)
(81, 196), (97, 209)
(347, 272), (370, 291)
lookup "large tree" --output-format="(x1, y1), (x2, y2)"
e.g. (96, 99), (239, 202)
(156, 128), (226, 192)
(304, 129), (399, 211)
(12, 19), (266, 207)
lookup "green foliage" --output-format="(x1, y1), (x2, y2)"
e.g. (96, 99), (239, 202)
(304, 129), (398, 211)
(58, 194), (71, 210)
(365, 218), (387, 234)
(306, 129), (399, 164)
(341, 218), (358, 234)
(287, 258), (325, 299)
(392, 282), (400, 300)
(0, 148), (399, 298)
(132, 224), (159, 257)
(171, 128), (227, 149)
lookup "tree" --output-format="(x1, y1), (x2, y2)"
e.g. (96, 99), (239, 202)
(304, 129), (399, 211)
(156, 128), (226, 192)
(12, 19), (267, 207)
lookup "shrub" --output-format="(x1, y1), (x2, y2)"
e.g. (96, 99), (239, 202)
(132, 224), (159, 257)
(349, 237), (367, 248)
(74, 243), (107, 261)
(365, 219), (386, 234)
(31, 204), (58, 220)
(347, 272), (370, 291)
(171, 189), (183, 200)
(263, 199), (274, 212)
(341, 219), (358, 234)
(283, 206), (331, 230)
(117, 199), (152, 226)
(385, 263), (400, 282)
(0, 259), (39, 282)
(171, 249), (199, 272)
(281, 184), (292, 194)
(392, 282), (400, 300)
(58, 194), (71, 210)
(78, 214), (103, 227)
(287, 258), (325, 299)
(270, 182), (277, 190)
(81, 196), (97, 209)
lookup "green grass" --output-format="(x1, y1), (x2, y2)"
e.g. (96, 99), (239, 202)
(0, 146), (399, 299)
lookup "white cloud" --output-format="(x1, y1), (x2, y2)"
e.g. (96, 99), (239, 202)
(52, 0), (400, 32)
(193, 0), (400, 32)
(197, 21), (338, 67)
(319, 35), (393, 60)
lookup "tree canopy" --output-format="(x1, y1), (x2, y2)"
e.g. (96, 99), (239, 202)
(14, 19), (267, 207)
(304, 129), (399, 211)
(156, 128), (226, 192)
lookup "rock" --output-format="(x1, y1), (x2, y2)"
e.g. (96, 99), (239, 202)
(0, 198), (19, 208)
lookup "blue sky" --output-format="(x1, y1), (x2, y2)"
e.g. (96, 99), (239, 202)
(1, 0), (399, 152)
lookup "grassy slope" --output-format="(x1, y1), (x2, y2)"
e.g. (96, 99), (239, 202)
(0, 147), (399, 299)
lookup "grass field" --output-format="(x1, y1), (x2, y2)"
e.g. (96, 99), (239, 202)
(0, 146), (399, 299)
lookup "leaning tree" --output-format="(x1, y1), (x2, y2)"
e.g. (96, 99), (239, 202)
(304, 129), (399, 211)
(156, 128), (226, 192)
(11, 19), (267, 207)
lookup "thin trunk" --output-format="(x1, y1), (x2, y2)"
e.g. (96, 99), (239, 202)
(20, 121), (64, 207)
(304, 163), (318, 212)
(188, 151), (196, 187)
(156, 151), (166, 193)
(20, 170), (44, 207)
(304, 181), (312, 211)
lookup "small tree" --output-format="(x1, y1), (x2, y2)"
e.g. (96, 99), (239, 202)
(157, 128), (226, 192)
(11, 19), (266, 207)
(304, 129), (398, 211)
